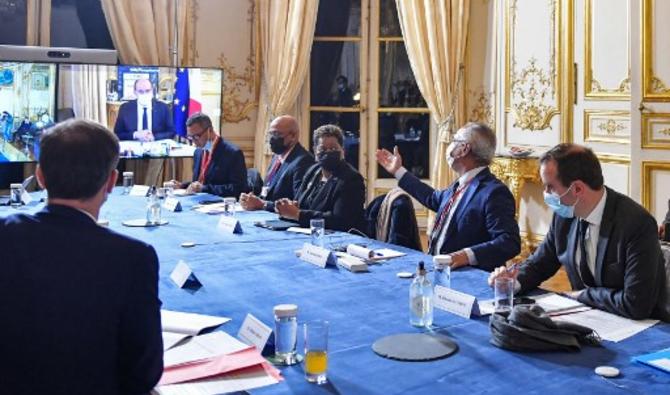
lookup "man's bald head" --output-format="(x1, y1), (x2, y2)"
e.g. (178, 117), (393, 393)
(268, 115), (300, 153)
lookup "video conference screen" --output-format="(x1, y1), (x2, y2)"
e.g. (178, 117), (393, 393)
(0, 62), (57, 163)
(59, 64), (223, 158)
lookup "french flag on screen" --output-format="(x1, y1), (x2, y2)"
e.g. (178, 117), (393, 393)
(173, 68), (203, 137)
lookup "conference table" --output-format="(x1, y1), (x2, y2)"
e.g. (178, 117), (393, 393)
(3, 189), (670, 394)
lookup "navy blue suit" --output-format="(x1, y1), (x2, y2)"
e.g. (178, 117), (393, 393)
(0, 205), (163, 395)
(114, 99), (175, 141)
(399, 168), (521, 271)
(264, 143), (314, 211)
(190, 137), (249, 197)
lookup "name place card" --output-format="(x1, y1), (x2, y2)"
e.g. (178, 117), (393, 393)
(129, 185), (150, 196)
(300, 243), (335, 268)
(170, 260), (199, 288)
(163, 197), (182, 212)
(433, 285), (480, 319)
(237, 313), (272, 351)
(217, 215), (243, 234)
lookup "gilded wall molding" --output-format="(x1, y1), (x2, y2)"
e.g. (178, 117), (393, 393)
(641, 112), (670, 149)
(583, 110), (630, 145)
(510, 58), (558, 131)
(641, 161), (670, 215)
(467, 88), (495, 126)
(583, 0), (630, 101)
(642, 0), (670, 101)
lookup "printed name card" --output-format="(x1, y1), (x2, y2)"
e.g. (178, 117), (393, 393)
(129, 185), (150, 196)
(217, 215), (243, 234)
(237, 313), (272, 351)
(170, 260), (199, 288)
(163, 197), (182, 212)
(433, 285), (480, 319)
(300, 243), (335, 268)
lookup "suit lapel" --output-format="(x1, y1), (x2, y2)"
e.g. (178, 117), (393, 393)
(193, 149), (203, 180)
(204, 140), (221, 181)
(565, 218), (584, 287)
(594, 188), (616, 285)
(442, 170), (485, 239)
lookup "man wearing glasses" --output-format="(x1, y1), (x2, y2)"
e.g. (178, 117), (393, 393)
(169, 112), (248, 197)
(114, 78), (175, 142)
(376, 122), (520, 272)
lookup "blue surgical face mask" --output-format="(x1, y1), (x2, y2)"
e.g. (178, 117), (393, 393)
(203, 139), (213, 152)
(543, 184), (579, 218)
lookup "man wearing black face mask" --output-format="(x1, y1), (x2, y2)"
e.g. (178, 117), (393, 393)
(275, 124), (366, 232)
(240, 116), (314, 211)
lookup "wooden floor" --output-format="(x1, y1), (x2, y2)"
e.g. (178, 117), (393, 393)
(418, 234), (572, 293)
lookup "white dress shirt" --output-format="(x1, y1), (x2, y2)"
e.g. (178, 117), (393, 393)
(136, 100), (153, 133)
(576, 188), (608, 277)
(395, 165), (487, 265)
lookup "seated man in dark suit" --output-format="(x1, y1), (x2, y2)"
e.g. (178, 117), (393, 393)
(376, 122), (520, 272)
(275, 124), (366, 232)
(114, 78), (175, 141)
(170, 112), (249, 197)
(0, 119), (163, 394)
(489, 144), (667, 321)
(240, 115), (314, 211)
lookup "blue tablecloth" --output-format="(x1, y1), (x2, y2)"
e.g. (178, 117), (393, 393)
(2, 189), (670, 394)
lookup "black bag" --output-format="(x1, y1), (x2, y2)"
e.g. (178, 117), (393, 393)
(489, 304), (601, 352)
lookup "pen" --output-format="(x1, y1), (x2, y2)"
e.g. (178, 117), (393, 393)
(507, 263), (520, 273)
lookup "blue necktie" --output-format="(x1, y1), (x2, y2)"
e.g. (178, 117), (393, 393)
(142, 107), (148, 130)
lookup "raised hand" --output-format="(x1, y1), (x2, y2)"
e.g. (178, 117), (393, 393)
(375, 146), (403, 175)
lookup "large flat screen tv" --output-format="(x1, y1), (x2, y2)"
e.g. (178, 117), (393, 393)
(0, 61), (57, 163)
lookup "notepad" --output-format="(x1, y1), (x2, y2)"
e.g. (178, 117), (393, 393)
(163, 331), (251, 368)
(534, 293), (586, 315)
(633, 348), (670, 374)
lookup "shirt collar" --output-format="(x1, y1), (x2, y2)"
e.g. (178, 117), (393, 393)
(137, 99), (152, 109)
(583, 188), (607, 226)
(75, 208), (98, 223)
(458, 166), (487, 186)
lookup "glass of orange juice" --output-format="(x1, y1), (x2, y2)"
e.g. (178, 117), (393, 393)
(303, 320), (329, 384)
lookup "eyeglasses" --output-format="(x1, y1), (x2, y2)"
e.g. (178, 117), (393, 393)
(187, 127), (209, 141)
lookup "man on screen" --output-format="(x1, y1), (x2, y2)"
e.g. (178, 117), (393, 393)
(114, 78), (175, 141)
(0, 119), (163, 394)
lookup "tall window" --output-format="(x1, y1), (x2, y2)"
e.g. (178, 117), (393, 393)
(308, 0), (431, 190)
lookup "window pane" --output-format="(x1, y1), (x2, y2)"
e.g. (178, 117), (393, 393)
(51, 0), (114, 49)
(379, 42), (426, 108)
(311, 42), (360, 107)
(315, 0), (361, 37)
(380, 0), (401, 37)
(310, 111), (360, 170)
(378, 112), (430, 179)
(0, 0), (27, 45)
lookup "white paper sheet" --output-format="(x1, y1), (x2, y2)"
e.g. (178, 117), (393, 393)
(371, 248), (406, 261)
(534, 293), (586, 314)
(162, 332), (191, 351)
(161, 310), (231, 336)
(163, 331), (251, 367)
(553, 308), (659, 342)
(286, 226), (311, 234)
(154, 365), (279, 395)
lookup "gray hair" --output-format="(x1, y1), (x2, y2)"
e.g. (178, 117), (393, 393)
(458, 122), (496, 166)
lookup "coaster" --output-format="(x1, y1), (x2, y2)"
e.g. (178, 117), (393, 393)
(122, 219), (169, 227)
(372, 333), (458, 362)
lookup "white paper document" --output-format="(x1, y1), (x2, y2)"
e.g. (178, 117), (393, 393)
(154, 366), (279, 395)
(534, 293), (587, 314)
(371, 248), (406, 261)
(553, 308), (659, 342)
(163, 331), (251, 367)
(286, 226), (311, 235)
(161, 310), (231, 336)
(162, 332), (191, 351)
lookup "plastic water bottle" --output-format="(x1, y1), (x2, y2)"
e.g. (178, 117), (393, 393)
(273, 304), (298, 365)
(409, 261), (433, 327)
(146, 186), (161, 224)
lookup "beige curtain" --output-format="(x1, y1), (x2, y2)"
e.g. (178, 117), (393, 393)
(253, 0), (319, 174)
(70, 65), (108, 126)
(101, 0), (191, 66)
(396, 0), (470, 193)
(26, 0), (50, 46)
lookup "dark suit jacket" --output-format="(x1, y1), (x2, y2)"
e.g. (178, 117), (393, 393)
(295, 161), (366, 232)
(264, 143), (314, 211)
(0, 205), (163, 395)
(399, 168), (520, 271)
(517, 187), (667, 321)
(190, 137), (249, 197)
(114, 99), (175, 141)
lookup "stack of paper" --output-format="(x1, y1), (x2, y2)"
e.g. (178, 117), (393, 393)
(155, 331), (282, 394)
(534, 293), (591, 315)
(161, 310), (231, 351)
(553, 309), (659, 342)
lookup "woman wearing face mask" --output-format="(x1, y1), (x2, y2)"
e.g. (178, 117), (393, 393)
(275, 124), (366, 232)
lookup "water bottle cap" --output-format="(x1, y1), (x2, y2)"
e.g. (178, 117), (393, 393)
(123, 171), (134, 176)
(9, 183), (22, 188)
(273, 304), (298, 318)
(433, 255), (452, 267)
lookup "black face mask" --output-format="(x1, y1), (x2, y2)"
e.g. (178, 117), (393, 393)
(269, 135), (287, 155)
(317, 150), (343, 171)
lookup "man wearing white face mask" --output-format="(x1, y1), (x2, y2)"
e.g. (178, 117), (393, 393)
(488, 144), (668, 321)
(376, 122), (520, 272)
(114, 78), (175, 142)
